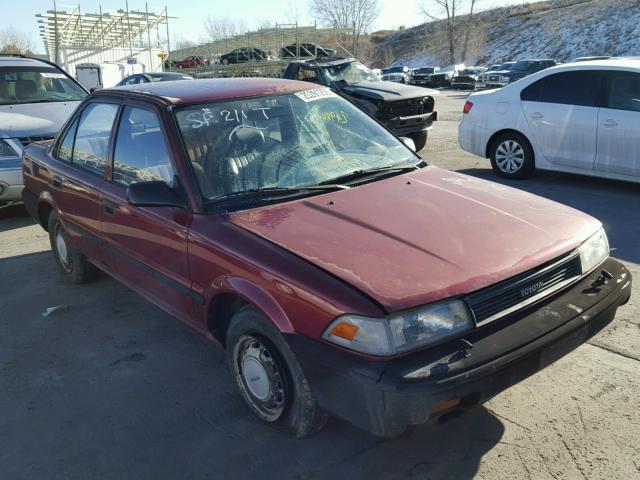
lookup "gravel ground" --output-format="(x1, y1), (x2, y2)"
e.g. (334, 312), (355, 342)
(0, 90), (638, 479)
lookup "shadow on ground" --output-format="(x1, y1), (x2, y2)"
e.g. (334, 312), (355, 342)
(0, 251), (504, 480)
(458, 168), (640, 265)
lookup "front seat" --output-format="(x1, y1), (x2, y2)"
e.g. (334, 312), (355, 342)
(15, 80), (37, 99)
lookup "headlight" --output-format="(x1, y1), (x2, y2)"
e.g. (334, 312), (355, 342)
(0, 139), (19, 157)
(502, 76), (511, 82)
(579, 228), (609, 274)
(321, 300), (474, 356)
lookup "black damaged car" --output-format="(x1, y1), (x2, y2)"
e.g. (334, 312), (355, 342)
(282, 58), (438, 151)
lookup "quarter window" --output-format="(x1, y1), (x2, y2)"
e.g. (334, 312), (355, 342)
(112, 106), (174, 186)
(71, 102), (118, 175)
(607, 72), (640, 112)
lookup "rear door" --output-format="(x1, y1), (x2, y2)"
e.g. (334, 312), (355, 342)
(99, 102), (194, 322)
(49, 101), (120, 269)
(595, 70), (640, 178)
(521, 70), (603, 170)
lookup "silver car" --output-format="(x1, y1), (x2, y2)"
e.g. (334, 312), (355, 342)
(0, 56), (86, 206)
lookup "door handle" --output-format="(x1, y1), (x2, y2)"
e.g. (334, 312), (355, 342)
(600, 119), (618, 128)
(529, 112), (544, 120)
(101, 199), (117, 215)
(51, 175), (64, 189)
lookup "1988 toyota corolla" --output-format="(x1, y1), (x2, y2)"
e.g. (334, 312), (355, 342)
(22, 79), (631, 438)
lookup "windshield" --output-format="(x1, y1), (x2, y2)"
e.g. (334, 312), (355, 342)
(415, 68), (435, 74)
(323, 61), (378, 83)
(0, 66), (86, 105)
(499, 63), (516, 71)
(458, 69), (477, 75)
(383, 67), (404, 73)
(175, 90), (417, 205)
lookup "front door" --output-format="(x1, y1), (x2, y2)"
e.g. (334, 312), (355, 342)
(521, 70), (602, 170)
(100, 103), (194, 322)
(595, 71), (640, 177)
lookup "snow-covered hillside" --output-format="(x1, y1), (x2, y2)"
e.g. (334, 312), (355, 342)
(374, 0), (640, 67)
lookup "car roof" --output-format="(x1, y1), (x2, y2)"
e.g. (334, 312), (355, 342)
(0, 55), (55, 68)
(104, 77), (319, 105)
(549, 58), (640, 70)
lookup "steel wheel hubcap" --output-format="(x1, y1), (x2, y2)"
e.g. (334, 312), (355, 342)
(234, 336), (287, 421)
(55, 229), (70, 268)
(495, 140), (525, 173)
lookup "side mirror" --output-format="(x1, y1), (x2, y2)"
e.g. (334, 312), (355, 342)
(89, 88), (96, 93)
(400, 137), (416, 152)
(126, 181), (187, 209)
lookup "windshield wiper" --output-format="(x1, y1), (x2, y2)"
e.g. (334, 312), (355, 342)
(318, 161), (423, 186)
(208, 184), (350, 203)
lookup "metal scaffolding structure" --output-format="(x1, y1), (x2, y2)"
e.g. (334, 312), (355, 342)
(36, 2), (175, 64)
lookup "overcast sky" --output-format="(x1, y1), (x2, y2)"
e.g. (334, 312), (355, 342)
(12, 0), (529, 53)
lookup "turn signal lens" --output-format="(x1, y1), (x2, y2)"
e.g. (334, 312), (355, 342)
(463, 100), (474, 114)
(329, 322), (359, 341)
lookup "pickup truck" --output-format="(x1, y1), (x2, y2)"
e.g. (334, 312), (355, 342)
(282, 58), (438, 151)
(22, 79), (631, 438)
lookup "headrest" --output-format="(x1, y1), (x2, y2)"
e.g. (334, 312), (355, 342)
(16, 80), (36, 97)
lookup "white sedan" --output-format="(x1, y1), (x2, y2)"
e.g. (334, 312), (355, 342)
(458, 59), (640, 183)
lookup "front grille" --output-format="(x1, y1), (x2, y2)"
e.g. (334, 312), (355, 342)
(430, 74), (447, 82)
(465, 253), (582, 325)
(385, 97), (434, 118)
(19, 136), (54, 147)
(453, 76), (475, 82)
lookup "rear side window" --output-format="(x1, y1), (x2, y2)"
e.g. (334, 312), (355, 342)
(538, 71), (602, 107)
(521, 78), (544, 101)
(72, 103), (119, 175)
(112, 106), (174, 186)
(607, 72), (640, 112)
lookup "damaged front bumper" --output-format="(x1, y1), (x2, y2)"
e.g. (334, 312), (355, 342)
(383, 111), (438, 137)
(286, 257), (631, 437)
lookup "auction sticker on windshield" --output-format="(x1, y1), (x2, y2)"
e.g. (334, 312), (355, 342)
(294, 88), (338, 102)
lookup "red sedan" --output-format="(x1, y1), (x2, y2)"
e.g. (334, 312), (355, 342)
(22, 79), (631, 437)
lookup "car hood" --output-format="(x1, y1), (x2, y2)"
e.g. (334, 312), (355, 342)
(342, 81), (438, 101)
(229, 167), (600, 312)
(0, 102), (80, 139)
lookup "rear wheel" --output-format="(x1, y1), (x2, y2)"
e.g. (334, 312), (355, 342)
(409, 131), (428, 152)
(47, 212), (97, 284)
(490, 132), (535, 179)
(226, 306), (328, 437)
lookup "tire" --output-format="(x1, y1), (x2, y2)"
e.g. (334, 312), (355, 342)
(489, 132), (535, 179)
(48, 212), (97, 284)
(222, 58), (229, 65)
(226, 305), (328, 437)
(177, 64), (183, 69)
(409, 131), (428, 152)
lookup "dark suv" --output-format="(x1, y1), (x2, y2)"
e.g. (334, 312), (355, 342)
(507, 59), (557, 82)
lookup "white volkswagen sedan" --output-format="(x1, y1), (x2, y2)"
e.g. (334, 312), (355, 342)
(458, 59), (640, 183)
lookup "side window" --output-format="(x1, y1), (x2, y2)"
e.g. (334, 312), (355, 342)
(607, 72), (640, 112)
(539, 71), (602, 107)
(296, 66), (321, 84)
(112, 106), (174, 187)
(56, 118), (79, 162)
(125, 76), (140, 85)
(72, 103), (119, 175)
(521, 78), (544, 101)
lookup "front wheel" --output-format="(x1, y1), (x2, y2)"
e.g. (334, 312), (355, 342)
(226, 306), (328, 437)
(489, 132), (535, 179)
(222, 58), (229, 65)
(409, 131), (428, 152)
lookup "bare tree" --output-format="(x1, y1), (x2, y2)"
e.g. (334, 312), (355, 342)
(173, 35), (197, 51)
(423, 0), (482, 64)
(422, 0), (463, 65)
(0, 26), (35, 55)
(460, 0), (477, 62)
(309, 0), (379, 56)
(203, 16), (248, 41)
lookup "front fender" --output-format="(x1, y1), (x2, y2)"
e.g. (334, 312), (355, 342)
(210, 275), (295, 334)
